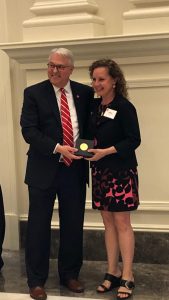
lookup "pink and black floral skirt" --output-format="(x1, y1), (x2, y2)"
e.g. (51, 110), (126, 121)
(92, 166), (139, 212)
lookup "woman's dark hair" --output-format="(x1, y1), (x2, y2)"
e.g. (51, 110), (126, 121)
(89, 59), (128, 98)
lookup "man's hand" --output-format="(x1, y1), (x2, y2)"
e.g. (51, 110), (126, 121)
(57, 144), (83, 160)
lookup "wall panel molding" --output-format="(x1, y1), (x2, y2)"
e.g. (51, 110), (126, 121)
(19, 215), (169, 232)
(128, 77), (169, 88)
(19, 199), (169, 232)
(82, 78), (169, 88)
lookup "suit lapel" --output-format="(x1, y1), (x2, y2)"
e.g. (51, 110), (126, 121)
(45, 80), (62, 123)
(70, 81), (83, 132)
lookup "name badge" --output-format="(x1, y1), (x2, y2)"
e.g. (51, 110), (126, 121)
(103, 108), (117, 119)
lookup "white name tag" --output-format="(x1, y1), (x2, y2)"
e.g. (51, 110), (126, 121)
(103, 108), (117, 119)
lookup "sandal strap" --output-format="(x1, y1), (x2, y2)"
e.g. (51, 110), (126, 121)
(120, 279), (135, 290)
(118, 291), (131, 296)
(98, 284), (109, 291)
(117, 291), (131, 299)
(104, 273), (121, 282)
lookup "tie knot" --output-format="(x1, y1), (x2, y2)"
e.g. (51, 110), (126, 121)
(60, 87), (65, 93)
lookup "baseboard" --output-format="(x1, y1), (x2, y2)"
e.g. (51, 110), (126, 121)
(19, 221), (169, 264)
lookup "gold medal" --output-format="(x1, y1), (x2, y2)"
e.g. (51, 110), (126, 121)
(80, 143), (88, 151)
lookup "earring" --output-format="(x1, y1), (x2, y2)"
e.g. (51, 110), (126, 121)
(113, 84), (116, 88)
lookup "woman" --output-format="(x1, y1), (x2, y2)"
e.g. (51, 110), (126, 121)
(87, 59), (141, 299)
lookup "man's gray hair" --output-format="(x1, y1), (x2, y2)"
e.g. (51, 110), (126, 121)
(48, 48), (74, 66)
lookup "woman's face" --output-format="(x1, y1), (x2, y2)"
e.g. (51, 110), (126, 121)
(91, 67), (116, 99)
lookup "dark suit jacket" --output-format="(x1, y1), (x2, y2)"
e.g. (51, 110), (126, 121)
(90, 94), (141, 172)
(20, 79), (94, 189)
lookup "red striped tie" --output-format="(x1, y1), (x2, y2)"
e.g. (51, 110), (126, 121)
(60, 88), (74, 166)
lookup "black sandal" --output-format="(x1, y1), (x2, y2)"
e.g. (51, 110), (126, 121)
(117, 279), (135, 299)
(97, 273), (121, 293)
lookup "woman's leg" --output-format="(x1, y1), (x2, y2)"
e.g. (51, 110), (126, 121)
(97, 210), (121, 292)
(114, 211), (135, 298)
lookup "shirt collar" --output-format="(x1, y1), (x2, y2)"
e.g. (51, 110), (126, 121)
(53, 81), (71, 94)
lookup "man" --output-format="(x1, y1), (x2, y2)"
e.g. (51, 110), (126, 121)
(0, 185), (5, 271)
(20, 48), (94, 300)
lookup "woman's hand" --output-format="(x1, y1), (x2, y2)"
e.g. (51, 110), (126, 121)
(86, 146), (117, 161)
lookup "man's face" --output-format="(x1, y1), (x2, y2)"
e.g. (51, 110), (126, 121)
(47, 53), (74, 87)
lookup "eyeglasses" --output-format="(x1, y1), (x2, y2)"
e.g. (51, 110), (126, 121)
(47, 63), (71, 70)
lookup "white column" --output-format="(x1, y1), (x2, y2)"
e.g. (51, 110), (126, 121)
(23, 0), (105, 41)
(123, 0), (169, 34)
(0, 0), (19, 250)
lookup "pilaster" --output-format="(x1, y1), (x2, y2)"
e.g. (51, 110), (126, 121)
(123, 0), (169, 34)
(23, 0), (105, 41)
(0, 0), (19, 250)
